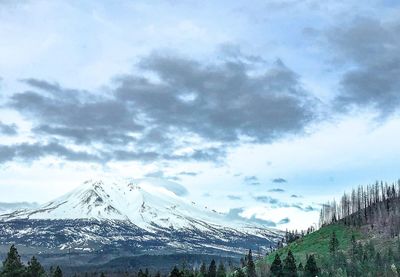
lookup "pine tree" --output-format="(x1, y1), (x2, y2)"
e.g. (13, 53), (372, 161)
(199, 262), (207, 277)
(297, 262), (304, 272)
(329, 231), (339, 255)
(170, 266), (183, 277)
(1, 244), (26, 277)
(283, 250), (297, 277)
(53, 266), (63, 277)
(100, 273), (106, 277)
(375, 252), (383, 270)
(26, 256), (46, 277)
(351, 233), (357, 260)
(155, 271), (161, 277)
(304, 255), (318, 277)
(270, 254), (283, 277)
(216, 261), (226, 277)
(208, 260), (217, 277)
(246, 250), (257, 277)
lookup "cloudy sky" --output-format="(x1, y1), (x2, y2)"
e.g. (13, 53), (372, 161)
(1, 0), (400, 230)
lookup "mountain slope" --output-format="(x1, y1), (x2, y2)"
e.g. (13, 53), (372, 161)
(0, 178), (282, 266)
(1, 178), (278, 234)
(261, 224), (362, 266)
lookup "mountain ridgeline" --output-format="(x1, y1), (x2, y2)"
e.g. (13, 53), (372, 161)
(0, 178), (282, 272)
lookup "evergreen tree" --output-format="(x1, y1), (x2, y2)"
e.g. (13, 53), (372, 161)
(304, 255), (318, 277)
(100, 273), (106, 277)
(297, 262), (304, 272)
(375, 252), (383, 270)
(297, 262), (304, 277)
(199, 262), (207, 277)
(270, 254), (283, 277)
(216, 262), (226, 277)
(26, 256), (46, 277)
(350, 233), (357, 260)
(170, 266), (183, 277)
(283, 250), (297, 277)
(208, 260), (217, 277)
(329, 231), (339, 255)
(246, 250), (257, 277)
(1, 244), (26, 277)
(155, 271), (161, 277)
(53, 266), (63, 277)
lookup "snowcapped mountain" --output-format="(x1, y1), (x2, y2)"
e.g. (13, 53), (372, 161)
(0, 178), (282, 266)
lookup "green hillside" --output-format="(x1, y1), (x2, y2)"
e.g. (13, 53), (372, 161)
(256, 221), (400, 276)
(260, 224), (363, 266)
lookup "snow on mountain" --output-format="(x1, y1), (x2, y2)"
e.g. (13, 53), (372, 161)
(2, 178), (276, 234)
(0, 178), (282, 262)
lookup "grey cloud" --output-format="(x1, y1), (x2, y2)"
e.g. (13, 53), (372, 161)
(254, 196), (279, 204)
(291, 204), (318, 212)
(7, 50), (317, 164)
(272, 178), (287, 183)
(225, 208), (277, 227)
(268, 188), (285, 193)
(113, 150), (160, 162)
(253, 195), (317, 212)
(325, 17), (400, 115)
(0, 122), (18, 136)
(291, 194), (302, 198)
(244, 175), (260, 185)
(144, 171), (181, 182)
(178, 171), (198, 177)
(0, 142), (102, 164)
(303, 205), (318, 212)
(117, 53), (316, 144)
(227, 195), (242, 200)
(183, 147), (226, 162)
(22, 78), (63, 92)
(278, 217), (290, 224)
(11, 89), (143, 145)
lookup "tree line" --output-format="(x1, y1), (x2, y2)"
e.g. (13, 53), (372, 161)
(0, 244), (62, 277)
(319, 180), (400, 236)
(0, 244), (241, 277)
(268, 251), (318, 277)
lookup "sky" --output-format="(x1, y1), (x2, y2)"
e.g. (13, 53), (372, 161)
(1, 0), (400, 230)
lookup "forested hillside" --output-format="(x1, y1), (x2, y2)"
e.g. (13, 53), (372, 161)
(319, 180), (400, 237)
(256, 180), (400, 276)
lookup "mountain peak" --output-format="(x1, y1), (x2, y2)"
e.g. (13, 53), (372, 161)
(0, 178), (283, 258)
